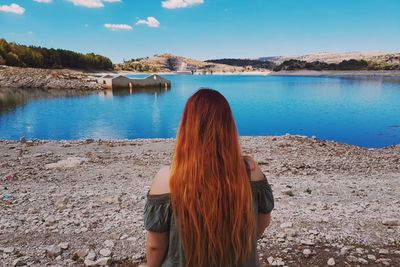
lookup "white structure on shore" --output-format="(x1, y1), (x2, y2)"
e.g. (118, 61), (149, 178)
(96, 74), (171, 90)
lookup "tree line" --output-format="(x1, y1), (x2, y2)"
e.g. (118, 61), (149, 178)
(0, 39), (113, 70)
(272, 59), (400, 71)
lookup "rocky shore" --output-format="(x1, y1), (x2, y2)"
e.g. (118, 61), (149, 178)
(0, 66), (102, 91)
(1, 136), (399, 266)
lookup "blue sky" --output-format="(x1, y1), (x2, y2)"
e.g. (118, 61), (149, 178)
(0, 0), (399, 63)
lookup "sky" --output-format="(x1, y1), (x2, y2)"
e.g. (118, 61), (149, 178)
(0, 0), (399, 63)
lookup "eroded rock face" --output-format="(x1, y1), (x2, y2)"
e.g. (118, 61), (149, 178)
(0, 136), (399, 266)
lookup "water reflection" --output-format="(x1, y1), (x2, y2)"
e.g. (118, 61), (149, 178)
(0, 87), (92, 114)
(100, 86), (171, 97)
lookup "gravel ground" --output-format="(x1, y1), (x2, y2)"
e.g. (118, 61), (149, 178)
(0, 136), (399, 267)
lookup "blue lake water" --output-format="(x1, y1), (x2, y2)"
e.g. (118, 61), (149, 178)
(0, 75), (399, 148)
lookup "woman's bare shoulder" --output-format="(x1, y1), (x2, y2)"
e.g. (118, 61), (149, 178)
(243, 155), (267, 182)
(149, 166), (171, 195)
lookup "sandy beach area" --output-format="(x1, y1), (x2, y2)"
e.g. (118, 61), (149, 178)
(1, 136), (399, 266)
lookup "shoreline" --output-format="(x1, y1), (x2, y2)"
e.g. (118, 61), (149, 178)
(1, 135), (399, 150)
(1, 135), (399, 266)
(2, 66), (400, 91)
(268, 70), (400, 77)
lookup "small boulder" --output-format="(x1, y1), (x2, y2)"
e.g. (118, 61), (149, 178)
(103, 240), (114, 248)
(46, 245), (62, 257)
(99, 248), (112, 257)
(303, 248), (312, 258)
(96, 257), (111, 266)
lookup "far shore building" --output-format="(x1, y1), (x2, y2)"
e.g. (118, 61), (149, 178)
(96, 74), (171, 90)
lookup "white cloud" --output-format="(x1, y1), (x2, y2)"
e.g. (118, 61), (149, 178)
(33, 0), (53, 3)
(104, 23), (132, 31)
(0, 3), (25, 14)
(136, 17), (160, 28)
(68, 0), (121, 8)
(69, 0), (104, 8)
(162, 0), (203, 9)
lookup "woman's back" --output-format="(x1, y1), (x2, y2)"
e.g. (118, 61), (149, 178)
(144, 158), (274, 267)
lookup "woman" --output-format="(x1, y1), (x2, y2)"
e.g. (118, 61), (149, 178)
(144, 89), (274, 267)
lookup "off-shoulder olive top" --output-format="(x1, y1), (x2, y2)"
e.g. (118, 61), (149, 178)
(143, 166), (274, 267)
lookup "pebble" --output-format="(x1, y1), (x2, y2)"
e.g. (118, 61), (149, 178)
(280, 222), (293, 228)
(367, 254), (376, 260)
(46, 245), (62, 257)
(346, 255), (358, 263)
(74, 248), (89, 259)
(59, 242), (69, 250)
(99, 248), (112, 257)
(379, 248), (389, 254)
(104, 240), (115, 248)
(300, 239), (315, 246)
(355, 247), (364, 254)
(302, 248), (312, 257)
(85, 250), (96, 261)
(84, 259), (97, 266)
(320, 216), (329, 223)
(358, 257), (368, 264)
(96, 257), (111, 266)
(4, 247), (15, 253)
(271, 257), (285, 266)
(12, 257), (27, 267)
(327, 257), (335, 266)
(382, 218), (400, 226)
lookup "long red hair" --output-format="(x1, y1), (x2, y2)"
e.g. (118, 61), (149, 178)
(169, 89), (255, 267)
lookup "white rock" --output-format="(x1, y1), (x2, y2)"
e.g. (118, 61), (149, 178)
(84, 259), (97, 266)
(280, 222), (293, 228)
(276, 232), (286, 239)
(85, 251), (96, 261)
(367, 254), (376, 261)
(46, 245), (62, 257)
(104, 240), (114, 248)
(379, 249), (389, 254)
(382, 218), (400, 226)
(327, 258), (335, 266)
(346, 255), (358, 263)
(267, 256), (274, 265)
(45, 157), (88, 169)
(303, 248), (312, 257)
(4, 247), (15, 253)
(301, 239), (315, 246)
(355, 247), (364, 254)
(12, 257), (27, 267)
(96, 257), (111, 266)
(271, 258), (285, 266)
(309, 229), (319, 235)
(358, 258), (368, 264)
(74, 248), (89, 259)
(59, 242), (69, 250)
(320, 216), (329, 223)
(99, 248), (112, 257)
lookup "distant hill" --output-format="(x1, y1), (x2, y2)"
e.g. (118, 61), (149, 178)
(205, 58), (274, 70)
(0, 38), (113, 70)
(117, 52), (400, 73)
(260, 51), (400, 67)
(115, 54), (266, 73)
